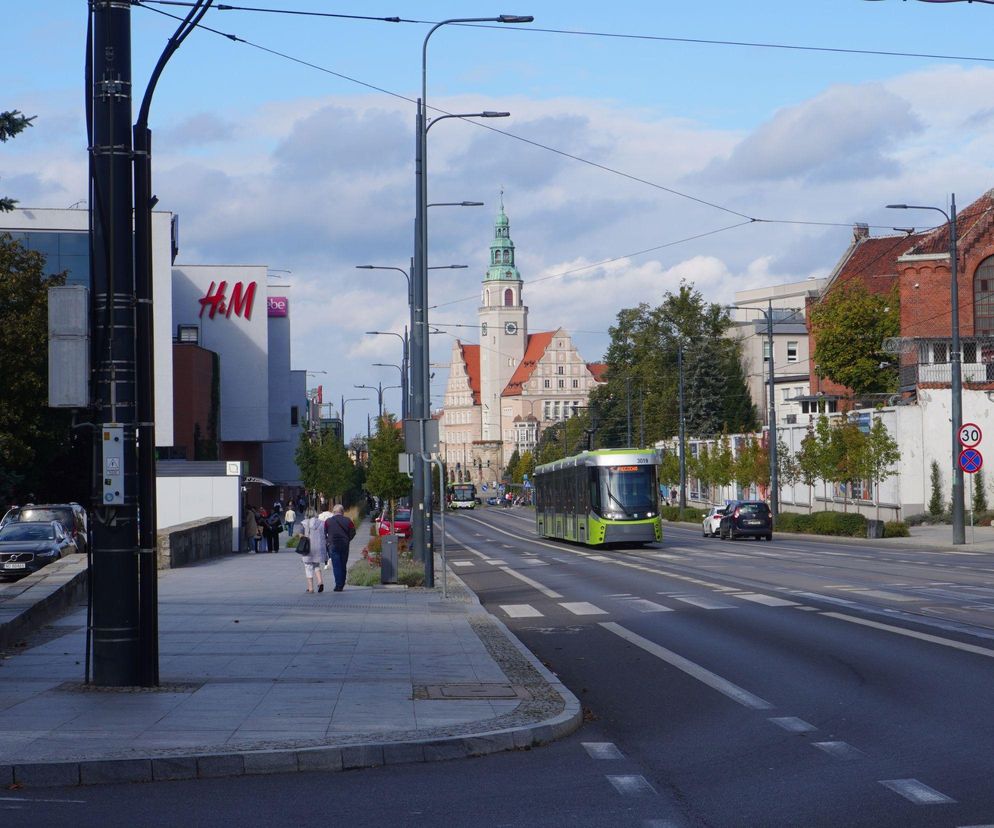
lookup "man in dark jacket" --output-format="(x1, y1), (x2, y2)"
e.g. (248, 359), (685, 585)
(324, 504), (356, 591)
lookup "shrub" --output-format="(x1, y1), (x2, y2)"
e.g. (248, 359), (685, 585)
(660, 505), (705, 522)
(928, 460), (943, 516)
(347, 557), (424, 587)
(883, 520), (910, 538)
(285, 535), (300, 548)
(775, 512), (814, 533)
(777, 511), (865, 537)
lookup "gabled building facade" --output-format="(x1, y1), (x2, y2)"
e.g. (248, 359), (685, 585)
(439, 196), (605, 486)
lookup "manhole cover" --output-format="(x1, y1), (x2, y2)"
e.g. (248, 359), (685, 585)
(417, 683), (531, 700)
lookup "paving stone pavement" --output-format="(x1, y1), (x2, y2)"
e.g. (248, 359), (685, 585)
(0, 527), (580, 787)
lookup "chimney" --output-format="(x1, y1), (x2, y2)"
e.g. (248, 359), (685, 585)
(852, 222), (869, 242)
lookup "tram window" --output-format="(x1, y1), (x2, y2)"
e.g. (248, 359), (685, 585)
(589, 468), (600, 512)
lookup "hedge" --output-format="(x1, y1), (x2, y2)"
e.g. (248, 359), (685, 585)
(776, 511), (867, 537)
(883, 520), (910, 538)
(660, 505), (706, 523)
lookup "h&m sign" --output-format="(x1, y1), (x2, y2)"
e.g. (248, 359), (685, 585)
(198, 281), (257, 320)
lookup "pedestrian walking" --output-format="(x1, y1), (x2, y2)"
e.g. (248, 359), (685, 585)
(317, 504), (333, 570)
(243, 505), (258, 553)
(298, 509), (327, 593)
(323, 504), (356, 592)
(265, 507), (282, 553)
(284, 504), (296, 536)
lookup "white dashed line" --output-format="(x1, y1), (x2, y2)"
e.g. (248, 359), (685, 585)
(622, 599), (672, 613)
(769, 716), (816, 733)
(812, 741), (865, 760)
(606, 775), (656, 796)
(671, 595), (735, 610)
(520, 559), (548, 566)
(587, 555), (611, 561)
(561, 601), (608, 616)
(497, 566), (563, 599)
(735, 593), (799, 607)
(582, 742), (624, 760)
(879, 779), (956, 805)
(600, 622), (773, 710)
(500, 604), (544, 618)
(484, 559), (504, 565)
(450, 561), (474, 568)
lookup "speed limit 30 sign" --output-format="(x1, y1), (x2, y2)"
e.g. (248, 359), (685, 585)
(959, 423), (982, 448)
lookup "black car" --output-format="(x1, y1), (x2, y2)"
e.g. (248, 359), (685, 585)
(0, 521), (75, 580)
(719, 500), (773, 541)
(0, 503), (88, 555)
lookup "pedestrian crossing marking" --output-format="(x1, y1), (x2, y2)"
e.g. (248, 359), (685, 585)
(671, 595), (735, 610)
(500, 604), (543, 618)
(450, 561), (474, 568)
(735, 593), (798, 607)
(560, 601), (608, 616)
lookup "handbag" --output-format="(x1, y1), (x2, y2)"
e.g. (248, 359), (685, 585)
(295, 536), (311, 556)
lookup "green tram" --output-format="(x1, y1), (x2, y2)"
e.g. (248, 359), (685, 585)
(533, 448), (662, 546)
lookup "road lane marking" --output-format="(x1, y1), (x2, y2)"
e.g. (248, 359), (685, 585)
(735, 593), (799, 607)
(450, 561), (474, 568)
(793, 606), (819, 611)
(822, 612), (994, 659)
(840, 588), (916, 602)
(607, 593), (633, 598)
(600, 622), (774, 710)
(671, 595), (735, 610)
(769, 716), (816, 733)
(587, 555), (611, 561)
(621, 599), (672, 613)
(606, 775), (656, 796)
(812, 741), (865, 760)
(583, 742), (624, 760)
(879, 779), (956, 805)
(498, 566), (563, 599)
(521, 559), (548, 566)
(500, 604), (543, 618)
(0, 797), (87, 804)
(561, 601), (608, 615)
(484, 559), (504, 565)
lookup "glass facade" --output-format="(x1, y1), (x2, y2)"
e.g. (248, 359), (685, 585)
(7, 231), (90, 287)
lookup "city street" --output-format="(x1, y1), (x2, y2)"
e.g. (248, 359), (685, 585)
(8, 509), (994, 827)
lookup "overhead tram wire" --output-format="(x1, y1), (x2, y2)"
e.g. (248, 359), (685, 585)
(138, 0), (994, 65)
(132, 0), (926, 235)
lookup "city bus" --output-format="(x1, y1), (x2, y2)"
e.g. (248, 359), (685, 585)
(533, 448), (661, 546)
(449, 483), (478, 509)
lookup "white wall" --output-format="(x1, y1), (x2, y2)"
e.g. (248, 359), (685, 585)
(156, 474), (242, 551)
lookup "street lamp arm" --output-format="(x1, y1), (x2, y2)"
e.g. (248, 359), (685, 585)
(426, 111), (510, 132)
(886, 203), (949, 222)
(355, 264), (410, 291)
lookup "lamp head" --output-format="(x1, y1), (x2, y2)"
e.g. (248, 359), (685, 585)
(480, 111), (511, 118)
(886, 204), (908, 210)
(498, 14), (534, 23)
(356, 264), (375, 269)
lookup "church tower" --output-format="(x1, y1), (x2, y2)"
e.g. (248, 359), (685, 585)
(479, 192), (528, 443)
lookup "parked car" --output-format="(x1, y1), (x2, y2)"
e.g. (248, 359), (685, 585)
(0, 503), (88, 555)
(0, 521), (75, 580)
(702, 506), (726, 537)
(719, 500), (773, 541)
(377, 508), (413, 540)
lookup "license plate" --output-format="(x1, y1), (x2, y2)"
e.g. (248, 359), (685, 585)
(747, 520), (762, 526)
(3, 562), (27, 569)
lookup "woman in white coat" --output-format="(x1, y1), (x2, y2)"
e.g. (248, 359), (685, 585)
(299, 509), (329, 593)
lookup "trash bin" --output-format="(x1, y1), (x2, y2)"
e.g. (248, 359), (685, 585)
(866, 519), (884, 539)
(381, 534), (398, 584)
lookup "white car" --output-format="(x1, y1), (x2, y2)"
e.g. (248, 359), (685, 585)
(702, 506), (726, 537)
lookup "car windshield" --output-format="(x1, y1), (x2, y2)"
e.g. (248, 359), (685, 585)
(393, 511), (411, 522)
(18, 508), (71, 525)
(0, 524), (55, 541)
(737, 503), (769, 516)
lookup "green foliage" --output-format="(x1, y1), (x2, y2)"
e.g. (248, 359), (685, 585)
(517, 450), (535, 483)
(660, 505), (705, 522)
(505, 449), (521, 483)
(0, 110), (35, 212)
(809, 283), (900, 395)
(866, 416), (900, 496)
(777, 510), (867, 536)
(658, 450), (679, 488)
(295, 428), (356, 506)
(733, 436), (768, 490)
(535, 410), (591, 465)
(974, 469), (988, 513)
(589, 282), (757, 448)
(0, 234), (87, 504)
(928, 460), (944, 516)
(883, 520), (910, 538)
(365, 415), (411, 505)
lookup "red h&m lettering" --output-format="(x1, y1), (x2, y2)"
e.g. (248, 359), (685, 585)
(198, 280), (257, 320)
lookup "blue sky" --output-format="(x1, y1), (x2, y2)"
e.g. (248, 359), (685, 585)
(6, 1), (994, 436)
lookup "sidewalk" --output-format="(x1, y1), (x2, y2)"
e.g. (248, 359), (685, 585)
(0, 527), (580, 788)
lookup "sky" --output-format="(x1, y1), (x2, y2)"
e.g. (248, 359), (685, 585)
(6, 0), (994, 440)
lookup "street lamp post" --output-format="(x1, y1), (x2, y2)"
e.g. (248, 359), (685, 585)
(887, 196), (964, 545)
(355, 383), (385, 421)
(416, 15), (531, 586)
(367, 331), (408, 419)
(341, 396), (368, 445)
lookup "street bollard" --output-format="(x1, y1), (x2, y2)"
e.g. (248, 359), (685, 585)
(380, 534), (398, 584)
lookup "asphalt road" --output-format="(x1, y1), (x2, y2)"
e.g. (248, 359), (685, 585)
(10, 510), (994, 827)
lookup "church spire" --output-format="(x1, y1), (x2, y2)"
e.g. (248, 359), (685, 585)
(486, 190), (520, 282)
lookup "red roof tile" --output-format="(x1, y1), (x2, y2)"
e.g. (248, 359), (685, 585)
(586, 362), (608, 383)
(826, 233), (919, 296)
(458, 343), (481, 405)
(502, 332), (555, 396)
(906, 189), (994, 256)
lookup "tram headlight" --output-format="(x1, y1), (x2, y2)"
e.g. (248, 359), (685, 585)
(605, 511), (624, 520)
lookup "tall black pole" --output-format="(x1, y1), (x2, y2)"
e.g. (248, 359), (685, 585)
(678, 344), (687, 510)
(767, 300), (779, 516)
(639, 384), (644, 448)
(949, 195), (965, 545)
(90, 0), (140, 686)
(411, 102), (427, 571)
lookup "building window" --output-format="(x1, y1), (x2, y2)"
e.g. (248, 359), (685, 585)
(557, 366), (564, 374)
(503, 249), (510, 263)
(975, 256), (994, 336)
(504, 288), (513, 306)
(544, 379), (550, 388)
(763, 341), (771, 362)
(572, 379), (579, 388)
(177, 324), (199, 343)
(933, 342), (948, 363)
(290, 406), (299, 426)
(558, 379), (565, 388)
(787, 341), (798, 363)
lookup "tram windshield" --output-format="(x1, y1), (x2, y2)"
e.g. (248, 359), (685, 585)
(594, 466), (657, 516)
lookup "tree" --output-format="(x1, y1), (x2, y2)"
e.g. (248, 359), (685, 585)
(0, 233), (88, 504)
(832, 418), (868, 513)
(296, 430), (355, 508)
(928, 460), (943, 516)
(659, 450), (679, 496)
(796, 424), (820, 513)
(777, 437), (799, 508)
(505, 449), (521, 484)
(366, 415), (411, 520)
(865, 416), (900, 521)
(974, 469), (988, 514)
(734, 436), (765, 495)
(809, 283), (900, 396)
(711, 433), (735, 498)
(1, 110), (35, 212)
(518, 450), (535, 483)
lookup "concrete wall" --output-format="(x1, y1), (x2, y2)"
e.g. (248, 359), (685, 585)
(156, 472), (242, 551)
(157, 517), (232, 569)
